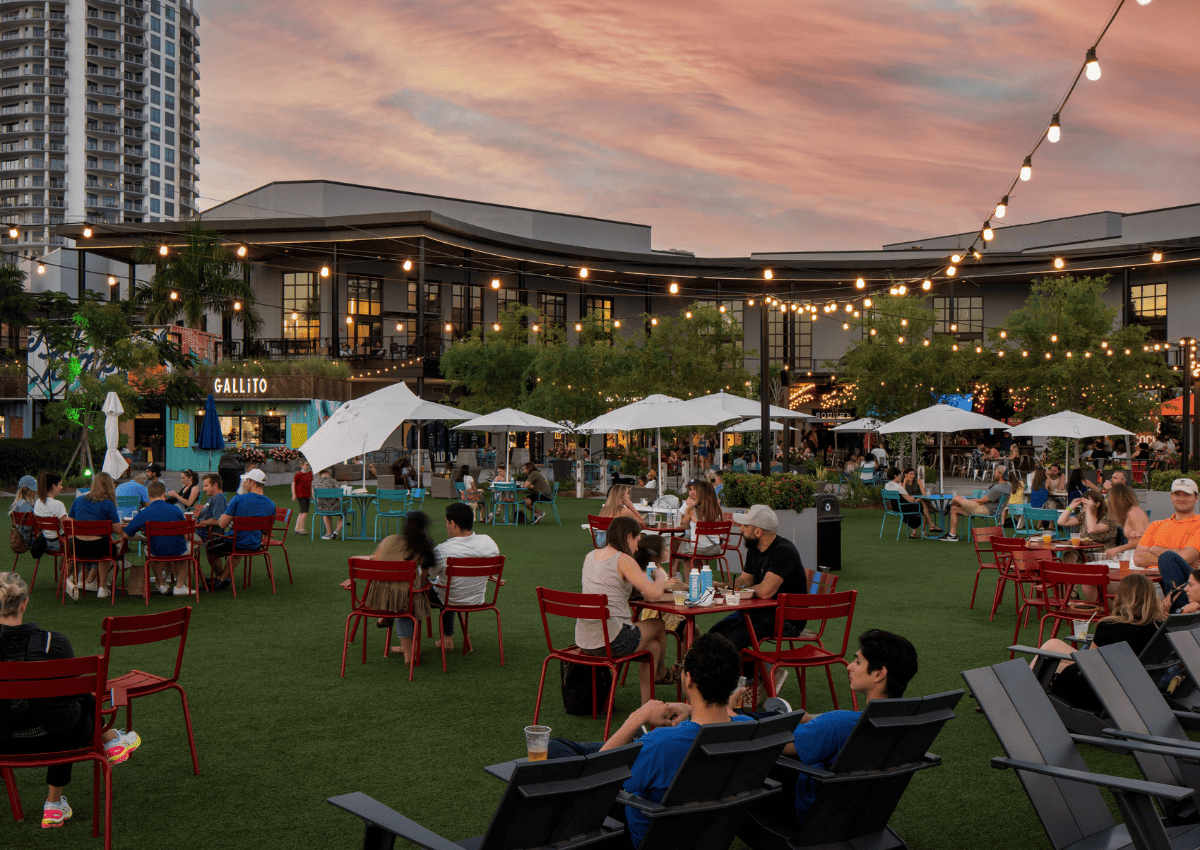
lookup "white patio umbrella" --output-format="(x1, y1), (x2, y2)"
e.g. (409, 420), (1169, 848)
(299, 382), (475, 488)
(451, 408), (563, 479)
(100, 391), (128, 480)
(877, 404), (1010, 492)
(1006, 410), (1135, 471)
(726, 418), (801, 432)
(580, 394), (728, 499)
(830, 417), (883, 457)
(685, 392), (813, 470)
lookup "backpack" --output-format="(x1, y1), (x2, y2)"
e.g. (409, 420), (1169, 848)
(9, 523), (28, 554)
(561, 660), (613, 716)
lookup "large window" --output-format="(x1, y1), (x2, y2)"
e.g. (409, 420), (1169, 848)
(282, 272), (318, 341)
(1129, 282), (1167, 341)
(498, 288), (524, 314)
(584, 296), (612, 323)
(452, 284), (482, 332)
(538, 292), (566, 329)
(346, 276), (381, 348)
(768, 310), (812, 369)
(933, 296), (983, 338)
(195, 414), (285, 446)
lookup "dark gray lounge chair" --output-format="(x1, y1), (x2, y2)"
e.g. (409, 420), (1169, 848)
(739, 691), (963, 850)
(327, 742), (640, 850)
(964, 659), (1199, 850)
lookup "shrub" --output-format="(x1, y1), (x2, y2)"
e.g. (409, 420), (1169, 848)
(721, 472), (817, 511)
(1149, 470), (1200, 492)
(0, 438), (79, 485)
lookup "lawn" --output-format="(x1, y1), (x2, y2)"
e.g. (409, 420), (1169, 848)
(2, 488), (1147, 849)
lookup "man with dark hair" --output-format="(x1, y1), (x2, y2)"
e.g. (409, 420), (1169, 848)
(121, 480), (187, 595)
(422, 502), (500, 651)
(521, 462), (552, 524)
(545, 633), (751, 848)
(784, 629), (918, 824)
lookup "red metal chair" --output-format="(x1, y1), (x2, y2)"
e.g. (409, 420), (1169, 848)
(59, 519), (123, 606)
(0, 655), (118, 848)
(269, 507), (294, 583)
(142, 519), (203, 605)
(804, 567), (838, 595)
(29, 514), (66, 594)
(969, 526), (1007, 610)
(988, 537), (1032, 621)
(671, 520), (733, 582)
(1037, 560), (1110, 646)
(342, 557), (429, 680)
(10, 510), (34, 572)
(532, 586), (656, 738)
(1009, 550), (1053, 655)
(225, 516), (277, 596)
(742, 590), (858, 712)
(436, 556), (506, 673)
(1132, 461), (1147, 484)
(586, 514), (612, 549)
(99, 607), (199, 775)
(722, 511), (746, 576)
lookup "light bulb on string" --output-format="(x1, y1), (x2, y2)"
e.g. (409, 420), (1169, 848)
(1085, 48), (1101, 80)
(320, 266), (330, 278)
(1048, 113), (1061, 143)
(719, 305), (726, 313)
(1153, 251), (1163, 262)
(108, 275), (117, 286)
(236, 244), (248, 258)
(6, 227), (17, 238)
(897, 285), (907, 295)
(493, 323), (501, 332)
(1054, 257), (1065, 269)
(863, 298), (872, 308)
(844, 303), (853, 312)
(575, 323), (582, 331)
(856, 278), (865, 289)
(922, 279), (932, 290)
(651, 318), (658, 326)
(579, 268), (588, 278)
(37, 263), (45, 274)
(613, 320), (621, 328)
(1020, 156), (1033, 181)
(923, 339), (930, 347)
(403, 260), (413, 271)
(982, 223), (994, 241)
(843, 322), (850, 330)
(946, 265), (957, 276)
(233, 301), (242, 311)
(669, 282), (679, 294)
(396, 323), (404, 332)
(995, 195), (1009, 218)
(764, 269), (773, 280)
(491, 279), (500, 289)
(169, 290), (178, 300)
(158, 244), (169, 256)
(952, 254), (962, 264)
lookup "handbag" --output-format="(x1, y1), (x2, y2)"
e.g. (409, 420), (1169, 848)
(29, 532), (48, 559)
(560, 660), (613, 716)
(9, 523), (28, 554)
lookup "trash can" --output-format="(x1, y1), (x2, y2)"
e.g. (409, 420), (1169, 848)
(218, 454), (245, 494)
(815, 493), (842, 571)
(550, 459), (572, 483)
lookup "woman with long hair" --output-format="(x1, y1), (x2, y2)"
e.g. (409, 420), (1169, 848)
(165, 469), (200, 509)
(1036, 574), (1164, 710)
(64, 472), (122, 600)
(452, 464), (483, 519)
(672, 480), (725, 567)
(32, 471), (66, 554)
(599, 484), (642, 521)
(1105, 483), (1151, 559)
(577, 516), (686, 705)
(1028, 468), (1049, 509)
(351, 511), (437, 665)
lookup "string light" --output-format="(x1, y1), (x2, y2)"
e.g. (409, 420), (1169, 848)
(491, 279), (500, 289)
(843, 322), (850, 330)
(37, 263), (45, 274)
(1085, 47), (1101, 80)
(897, 285), (907, 295)
(613, 320), (621, 328)
(1048, 113), (1061, 143)
(1020, 156), (1032, 181)
(82, 226), (93, 238)
(236, 244), (248, 258)
(995, 196), (1008, 219)
(403, 259), (413, 271)
(1152, 251), (1163, 262)
(982, 223), (994, 241)
(1050, 334), (1058, 342)
(396, 323), (404, 331)
(669, 282), (679, 294)
(108, 275), (117, 286)
(443, 322), (451, 332)
(951, 254), (962, 264)
(863, 298), (872, 308)
(579, 268), (588, 278)
(856, 278), (865, 289)
(946, 265), (957, 276)
(158, 244), (169, 256)
(922, 279), (932, 290)
(651, 318), (658, 326)
(575, 323), (583, 331)
(320, 266), (330, 278)
(169, 290), (178, 300)
(923, 339), (930, 347)
(764, 269), (773, 280)
(999, 330), (1007, 339)
(493, 323), (501, 332)
(233, 301), (242, 311)
(1054, 257), (1065, 269)
(719, 305), (726, 313)
(532, 323), (540, 332)
(6, 227), (16, 238)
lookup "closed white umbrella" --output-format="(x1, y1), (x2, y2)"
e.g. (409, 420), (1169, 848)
(300, 382), (475, 488)
(581, 394), (728, 499)
(101, 391), (127, 480)
(878, 404), (1010, 492)
(451, 408), (563, 480)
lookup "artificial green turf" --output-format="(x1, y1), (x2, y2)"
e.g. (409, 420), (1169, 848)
(0, 489), (1161, 849)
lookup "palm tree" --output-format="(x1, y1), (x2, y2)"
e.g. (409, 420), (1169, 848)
(133, 222), (261, 336)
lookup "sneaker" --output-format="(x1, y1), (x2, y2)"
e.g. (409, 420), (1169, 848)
(320, 533), (333, 540)
(104, 728), (141, 765)
(762, 696), (793, 715)
(64, 576), (79, 601)
(96, 587), (110, 599)
(172, 585), (191, 596)
(941, 534), (959, 542)
(330, 531), (339, 540)
(83, 578), (99, 592)
(773, 668), (790, 695)
(41, 797), (72, 829)
(157, 584), (171, 595)
(533, 511), (545, 525)
(120, 729), (142, 758)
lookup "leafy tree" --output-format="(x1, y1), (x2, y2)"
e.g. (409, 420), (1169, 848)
(0, 262), (35, 355)
(831, 293), (974, 422)
(439, 303), (539, 413)
(984, 274), (1172, 432)
(133, 221), (260, 336)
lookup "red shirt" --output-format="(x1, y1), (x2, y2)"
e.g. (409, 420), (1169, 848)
(293, 470), (313, 498)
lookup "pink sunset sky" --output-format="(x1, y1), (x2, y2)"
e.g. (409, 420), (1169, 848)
(195, 0), (1199, 257)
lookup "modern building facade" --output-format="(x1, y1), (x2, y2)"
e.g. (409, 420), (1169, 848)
(0, 0), (199, 261)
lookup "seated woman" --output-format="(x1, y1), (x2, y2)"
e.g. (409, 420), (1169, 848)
(1028, 468), (1049, 510)
(0, 572), (142, 828)
(901, 467), (943, 536)
(577, 516), (687, 705)
(349, 513), (435, 665)
(843, 454), (859, 476)
(32, 471), (67, 554)
(1001, 467), (1026, 528)
(7, 474), (38, 549)
(883, 468), (925, 539)
(64, 472), (123, 600)
(1037, 573), (1163, 711)
(452, 465), (483, 520)
(1104, 483), (1151, 560)
(164, 469), (200, 510)
(1056, 491), (1118, 600)
(671, 480), (724, 568)
(599, 484), (643, 523)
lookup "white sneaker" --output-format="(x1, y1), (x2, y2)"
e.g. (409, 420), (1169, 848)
(157, 584), (171, 595)
(96, 587), (110, 599)
(84, 578), (99, 592)
(320, 533), (333, 540)
(172, 585), (191, 596)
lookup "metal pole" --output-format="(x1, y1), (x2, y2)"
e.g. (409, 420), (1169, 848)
(760, 298), (769, 477)
(330, 242), (340, 357)
(1183, 342), (1192, 474)
(77, 249), (86, 301)
(417, 237), (426, 398)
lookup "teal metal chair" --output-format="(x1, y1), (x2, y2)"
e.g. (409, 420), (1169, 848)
(374, 489), (410, 538)
(880, 493), (924, 540)
(312, 488), (355, 541)
(454, 481), (485, 521)
(1015, 506), (1063, 538)
(407, 488), (427, 512)
(490, 482), (519, 526)
(963, 495), (1009, 538)
(1006, 502), (1026, 534)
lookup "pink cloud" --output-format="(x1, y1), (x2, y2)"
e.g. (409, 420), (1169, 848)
(195, 0), (1200, 255)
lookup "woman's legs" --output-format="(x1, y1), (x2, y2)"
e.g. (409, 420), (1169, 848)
(1034, 638), (1076, 674)
(632, 618), (667, 704)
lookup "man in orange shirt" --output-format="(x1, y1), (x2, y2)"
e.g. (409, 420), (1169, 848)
(1134, 478), (1200, 609)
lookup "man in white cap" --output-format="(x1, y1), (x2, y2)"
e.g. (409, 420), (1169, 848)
(1136, 477), (1200, 609)
(709, 504), (808, 691)
(211, 468), (276, 590)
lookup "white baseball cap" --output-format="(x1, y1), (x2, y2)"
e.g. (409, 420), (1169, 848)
(240, 468), (267, 485)
(731, 504), (778, 532)
(1171, 478), (1199, 496)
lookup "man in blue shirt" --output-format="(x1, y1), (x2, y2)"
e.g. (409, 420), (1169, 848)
(194, 473), (227, 542)
(213, 469), (275, 590)
(121, 481), (188, 596)
(114, 475), (150, 512)
(785, 629), (918, 824)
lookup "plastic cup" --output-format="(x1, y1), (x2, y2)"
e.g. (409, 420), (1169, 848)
(1070, 534), (1081, 546)
(1042, 532), (1052, 545)
(1072, 620), (1089, 641)
(672, 590), (687, 606)
(524, 725), (551, 761)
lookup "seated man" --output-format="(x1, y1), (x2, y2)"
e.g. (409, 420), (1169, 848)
(194, 473), (228, 543)
(731, 451), (748, 473)
(521, 462), (552, 524)
(713, 470), (724, 502)
(1135, 478), (1200, 607)
(785, 629), (918, 824)
(211, 469), (276, 590)
(546, 633), (751, 848)
(709, 505), (807, 691)
(114, 472), (150, 511)
(121, 481), (188, 596)
(1101, 469), (1128, 494)
(941, 464), (1010, 542)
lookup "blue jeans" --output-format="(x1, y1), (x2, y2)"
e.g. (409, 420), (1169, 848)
(394, 587), (455, 638)
(1159, 552), (1193, 611)
(547, 738), (605, 759)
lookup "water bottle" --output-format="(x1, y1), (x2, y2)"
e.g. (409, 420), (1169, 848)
(700, 564), (713, 600)
(689, 567), (701, 603)
(646, 562), (656, 581)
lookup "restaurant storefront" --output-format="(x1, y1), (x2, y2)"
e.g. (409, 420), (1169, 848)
(164, 376), (351, 471)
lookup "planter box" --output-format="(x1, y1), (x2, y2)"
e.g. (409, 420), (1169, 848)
(775, 508), (819, 572)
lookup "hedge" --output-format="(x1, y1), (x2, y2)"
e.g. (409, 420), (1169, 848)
(1149, 470), (1200, 492)
(721, 472), (817, 511)
(0, 439), (80, 486)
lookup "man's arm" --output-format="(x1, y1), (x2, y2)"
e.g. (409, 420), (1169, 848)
(599, 701), (681, 751)
(217, 511), (233, 530)
(753, 571), (784, 599)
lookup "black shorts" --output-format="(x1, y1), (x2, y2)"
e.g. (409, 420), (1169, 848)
(71, 537), (113, 561)
(580, 623), (641, 658)
(206, 536), (234, 556)
(527, 492), (553, 503)
(296, 498), (311, 512)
